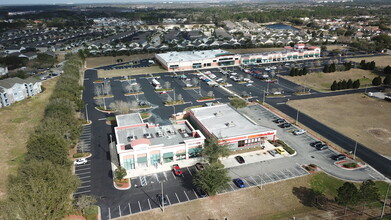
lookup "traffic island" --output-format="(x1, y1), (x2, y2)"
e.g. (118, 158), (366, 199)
(335, 159), (366, 170)
(114, 178), (131, 190)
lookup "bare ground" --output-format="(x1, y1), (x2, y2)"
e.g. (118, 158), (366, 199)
(280, 69), (376, 92)
(86, 54), (155, 69)
(97, 65), (166, 78)
(0, 77), (59, 199)
(347, 55), (391, 68)
(119, 175), (316, 220)
(288, 93), (391, 156)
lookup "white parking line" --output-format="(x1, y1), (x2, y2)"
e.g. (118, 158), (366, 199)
(242, 178), (251, 186)
(230, 184), (235, 191)
(250, 176), (258, 184)
(119, 205), (121, 217)
(280, 170), (288, 178)
(148, 198), (152, 209)
(78, 185), (90, 189)
(286, 168), (296, 177)
(186, 167), (193, 176)
(76, 167), (91, 171)
(128, 203), (132, 214)
(163, 171), (168, 181)
(76, 171), (91, 175)
(193, 189), (199, 198)
(166, 195), (171, 205)
(175, 192), (180, 202)
(79, 176), (90, 179)
(264, 173), (273, 181)
(108, 208), (111, 220)
(73, 190), (91, 195)
(155, 173), (160, 182)
(183, 191), (190, 201)
(81, 180), (91, 183)
(171, 171), (177, 179)
(138, 201), (142, 212)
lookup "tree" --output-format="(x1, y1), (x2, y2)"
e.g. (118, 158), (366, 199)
(347, 79), (353, 89)
(5, 160), (80, 220)
(303, 67), (308, 75)
(192, 77), (199, 86)
(384, 65), (391, 75)
(341, 79), (347, 89)
(207, 91), (214, 97)
(132, 83), (141, 93)
(109, 100), (133, 114)
(337, 81), (342, 90)
(384, 75), (391, 85)
(290, 67), (295, 76)
(360, 60), (367, 69)
(369, 61), (376, 70)
(323, 64), (330, 73)
(193, 163), (230, 196)
(177, 94), (183, 101)
(372, 76), (382, 86)
(330, 63), (336, 72)
(164, 81), (171, 89)
(202, 137), (230, 164)
(353, 79), (361, 88)
(114, 167), (127, 180)
(230, 97), (246, 109)
(75, 195), (97, 216)
(335, 182), (359, 214)
(331, 80), (338, 91)
(358, 180), (379, 214)
(298, 69), (303, 76)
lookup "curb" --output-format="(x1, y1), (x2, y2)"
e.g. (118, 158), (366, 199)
(112, 178), (131, 190)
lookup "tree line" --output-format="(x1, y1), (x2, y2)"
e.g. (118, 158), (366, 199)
(360, 60), (376, 70)
(331, 79), (360, 91)
(290, 67), (308, 76)
(0, 54), (84, 219)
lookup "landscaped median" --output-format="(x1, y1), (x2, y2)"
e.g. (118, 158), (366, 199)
(164, 100), (185, 106)
(93, 94), (114, 99)
(93, 79), (110, 83)
(124, 91), (144, 96)
(197, 96), (216, 102)
(183, 86), (200, 90)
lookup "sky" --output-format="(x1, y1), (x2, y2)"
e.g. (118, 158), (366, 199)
(0, 0), (204, 6)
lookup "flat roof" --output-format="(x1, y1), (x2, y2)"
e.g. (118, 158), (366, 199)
(191, 104), (275, 139)
(116, 113), (143, 127)
(156, 49), (231, 63)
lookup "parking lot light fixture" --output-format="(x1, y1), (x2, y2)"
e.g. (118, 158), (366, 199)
(353, 139), (358, 160)
(85, 103), (89, 123)
(295, 109), (299, 125)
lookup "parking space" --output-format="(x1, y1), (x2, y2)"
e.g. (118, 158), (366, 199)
(78, 125), (92, 153)
(74, 162), (92, 196)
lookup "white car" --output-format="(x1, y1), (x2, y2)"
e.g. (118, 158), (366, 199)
(74, 158), (88, 165)
(245, 83), (253, 87)
(224, 83), (233, 87)
(293, 129), (306, 135)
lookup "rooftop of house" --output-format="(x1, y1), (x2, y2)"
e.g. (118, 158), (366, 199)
(190, 104), (275, 139)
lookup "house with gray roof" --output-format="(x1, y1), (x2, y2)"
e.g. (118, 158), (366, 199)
(0, 77), (42, 108)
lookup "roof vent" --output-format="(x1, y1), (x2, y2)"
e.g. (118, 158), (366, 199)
(226, 121), (235, 127)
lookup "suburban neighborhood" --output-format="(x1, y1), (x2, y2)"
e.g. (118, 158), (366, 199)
(0, 1), (391, 220)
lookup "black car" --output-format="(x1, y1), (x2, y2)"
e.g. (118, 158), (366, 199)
(315, 144), (328, 151)
(235, 156), (245, 164)
(273, 118), (285, 124)
(196, 187), (208, 197)
(331, 154), (346, 161)
(310, 141), (323, 147)
(156, 194), (168, 206)
(279, 123), (292, 128)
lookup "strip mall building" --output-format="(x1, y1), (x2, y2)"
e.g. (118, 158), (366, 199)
(155, 44), (321, 71)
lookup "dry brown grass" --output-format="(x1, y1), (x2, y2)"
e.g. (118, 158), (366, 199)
(347, 55), (391, 68)
(86, 54), (155, 69)
(119, 175), (316, 220)
(226, 47), (283, 54)
(280, 69), (376, 92)
(327, 45), (348, 51)
(288, 93), (391, 156)
(97, 65), (166, 78)
(0, 77), (59, 199)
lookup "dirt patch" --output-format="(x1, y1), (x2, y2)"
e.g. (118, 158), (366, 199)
(280, 69), (376, 92)
(119, 175), (316, 220)
(97, 65), (166, 78)
(347, 55), (391, 68)
(0, 77), (59, 199)
(226, 47), (283, 54)
(86, 54), (155, 69)
(326, 45), (348, 51)
(288, 93), (391, 156)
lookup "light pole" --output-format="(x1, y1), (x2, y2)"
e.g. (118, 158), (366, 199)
(85, 103), (89, 122)
(381, 182), (391, 218)
(161, 181), (165, 212)
(353, 139), (358, 160)
(295, 109), (299, 125)
(262, 89), (266, 104)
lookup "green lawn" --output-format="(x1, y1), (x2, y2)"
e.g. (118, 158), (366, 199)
(310, 173), (345, 197)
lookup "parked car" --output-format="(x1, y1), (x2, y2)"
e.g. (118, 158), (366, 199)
(156, 194), (168, 206)
(223, 83), (233, 87)
(233, 178), (245, 188)
(245, 83), (253, 87)
(293, 129), (306, 135)
(331, 154), (346, 161)
(273, 118), (285, 124)
(268, 149), (278, 157)
(235, 156), (245, 164)
(315, 144), (328, 151)
(196, 187), (208, 197)
(74, 158), (87, 165)
(172, 164), (183, 176)
(159, 91), (167, 94)
(275, 147), (286, 155)
(279, 123), (292, 128)
(310, 141), (323, 147)
(195, 163), (205, 171)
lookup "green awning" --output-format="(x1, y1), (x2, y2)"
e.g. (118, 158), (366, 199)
(163, 152), (174, 158)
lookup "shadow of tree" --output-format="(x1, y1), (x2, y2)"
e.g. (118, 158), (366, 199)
(292, 186), (329, 210)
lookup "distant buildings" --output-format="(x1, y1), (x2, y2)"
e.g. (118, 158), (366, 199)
(155, 44), (321, 71)
(0, 77), (42, 108)
(0, 66), (8, 76)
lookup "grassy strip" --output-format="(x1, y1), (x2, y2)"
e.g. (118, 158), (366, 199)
(270, 139), (296, 155)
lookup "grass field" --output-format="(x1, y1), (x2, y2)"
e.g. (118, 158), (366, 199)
(226, 47), (283, 54)
(0, 77), (59, 199)
(326, 45), (348, 51)
(119, 173), (390, 220)
(97, 65), (166, 78)
(288, 93), (391, 156)
(280, 69), (377, 92)
(347, 55), (391, 68)
(86, 54), (155, 69)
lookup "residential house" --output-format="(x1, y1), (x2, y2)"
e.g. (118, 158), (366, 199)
(0, 77), (42, 108)
(0, 66), (8, 76)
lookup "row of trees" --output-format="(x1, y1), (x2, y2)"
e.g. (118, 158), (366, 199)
(384, 65), (391, 75)
(0, 55), (84, 219)
(360, 60), (376, 70)
(331, 79), (360, 91)
(323, 63), (337, 73)
(289, 67), (308, 76)
(372, 76), (391, 86)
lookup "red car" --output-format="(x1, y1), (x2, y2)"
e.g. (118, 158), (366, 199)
(172, 164), (183, 176)
(160, 91), (167, 94)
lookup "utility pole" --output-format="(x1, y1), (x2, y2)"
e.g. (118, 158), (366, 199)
(85, 103), (89, 122)
(381, 182), (390, 218)
(353, 139), (358, 160)
(295, 109), (299, 125)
